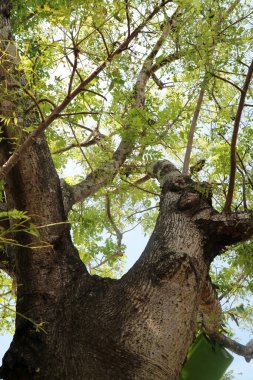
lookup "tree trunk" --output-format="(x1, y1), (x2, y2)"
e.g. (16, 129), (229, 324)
(0, 152), (212, 380)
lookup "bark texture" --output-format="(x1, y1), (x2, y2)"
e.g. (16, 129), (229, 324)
(1, 157), (212, 380)
(0, 154), (219, 380)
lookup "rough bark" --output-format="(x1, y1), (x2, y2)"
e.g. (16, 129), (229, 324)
(1, 158), (211, 380)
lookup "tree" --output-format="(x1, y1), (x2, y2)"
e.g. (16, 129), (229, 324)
(0, 0), (253, 379)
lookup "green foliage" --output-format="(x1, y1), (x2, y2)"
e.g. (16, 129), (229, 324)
(0, 273), (14, 334)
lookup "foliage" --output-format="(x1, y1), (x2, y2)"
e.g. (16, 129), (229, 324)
(0, 209), (39, 333)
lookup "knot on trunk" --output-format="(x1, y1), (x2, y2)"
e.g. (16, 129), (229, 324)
(178, 191), (201, 210)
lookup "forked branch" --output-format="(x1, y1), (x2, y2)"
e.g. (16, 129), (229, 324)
(66, 11), (180, 210)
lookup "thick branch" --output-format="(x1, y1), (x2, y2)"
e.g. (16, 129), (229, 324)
(195, 211), (253, 247)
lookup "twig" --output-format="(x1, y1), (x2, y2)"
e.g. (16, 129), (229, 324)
(127, 205), (158, 219)
(58, 111), (106, 117)
(53, 132), (105, 154)
(219, 132), (253, 191)
(23, 89), (45, 122)
(68, 120), (93, 171)
(25, 98), (56, 113)
(67, 49), (79, 96)
(237, 60), (250, 69)
(82, 88), (107, 101)
(96, 28), (110, 56)
(218, 9), (253, 36)
(121, 177), (160, 196)
(91, 251), (122, 270)
(217, 69), (246, 77)
(65, 53), (83, 83)
(211, 72), (243, 93)
(71, 122), (93, 133)
(236, 153), (253, 190)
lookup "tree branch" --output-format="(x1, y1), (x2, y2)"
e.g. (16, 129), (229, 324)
(195, 211), (253, 247)
(182, 0), (241, 176)
(67, 50), (79, 96)
(147, 159), (183, 187)
(209, 332), (253, 362)
(150, 50), (185, 73)
(25, 98), (56, 114)
(66, 12), (179, 210)
(224, 58), (253, 212)
(182, 83), (206, 175)
(121, 177), (160, 197)
(0, 1), (169, 180)
(53, 132), (106, 155)
(211, 72), (243, 93)
(199, 264), (252, 360)
(125, 0), (131, 37)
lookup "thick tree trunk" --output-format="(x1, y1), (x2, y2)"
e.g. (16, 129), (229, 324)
(0, 151), (212, 380)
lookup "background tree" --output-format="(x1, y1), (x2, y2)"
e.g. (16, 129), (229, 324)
(0, 0), (253, 379)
